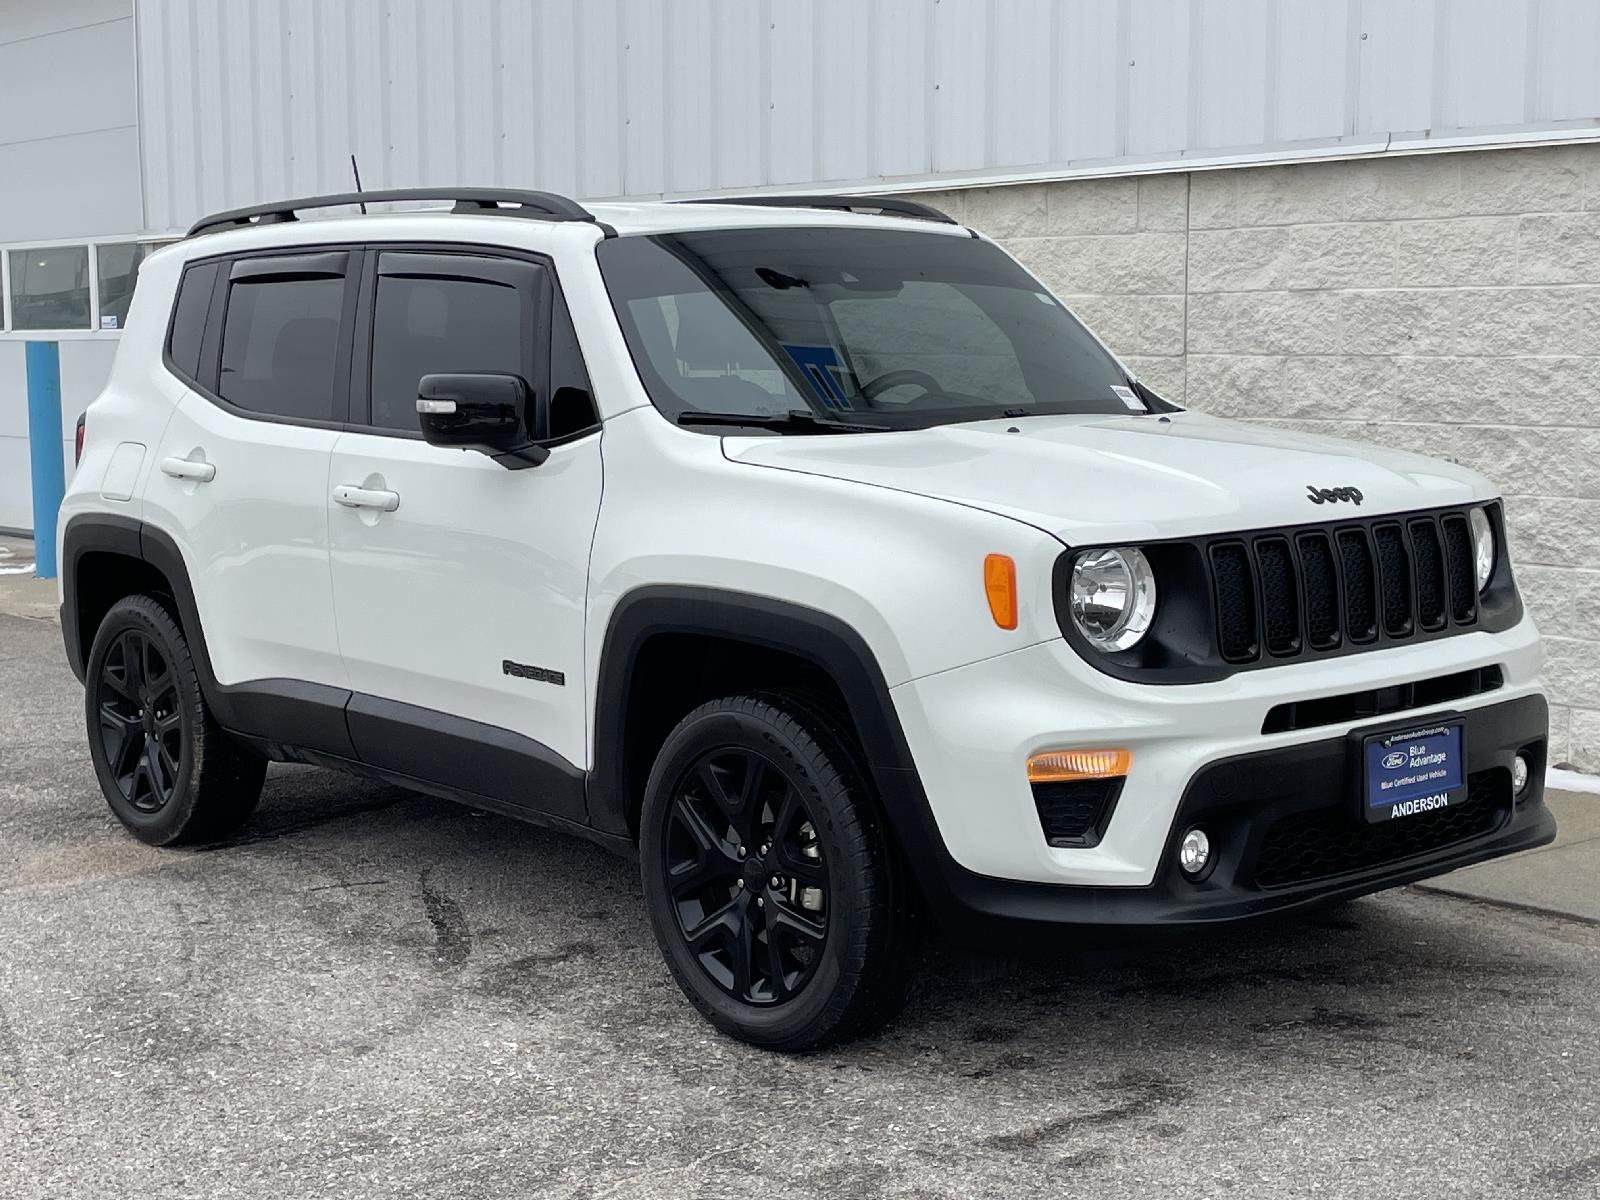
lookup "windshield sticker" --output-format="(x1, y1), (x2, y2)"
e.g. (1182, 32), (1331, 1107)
(1111, 384), (1145, 413)
(781, 343), (852, 410)
(1033, 292), (1056, 305)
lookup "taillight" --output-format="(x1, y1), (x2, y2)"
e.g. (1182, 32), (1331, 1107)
(74, 413), (86, 466)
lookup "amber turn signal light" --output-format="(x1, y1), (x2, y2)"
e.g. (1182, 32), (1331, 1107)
(1026, 748), (1132, 783)
(984, 554), (1017, 630)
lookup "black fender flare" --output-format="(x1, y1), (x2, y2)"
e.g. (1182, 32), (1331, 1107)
(58, 514), (357, 758)
(60, 512), (147, 681)
(587, 585), (950, 862)
(62, 513), (225, 702)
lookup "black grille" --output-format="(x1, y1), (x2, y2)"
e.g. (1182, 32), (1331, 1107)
(1209, 543), (1258, 662)
(1203, 508), (1482, 667)
(1251, 769), (1506, 889)
(1336, 529), (1378, 643)
(1410, 518), (1447, 630)
(1297, 531), (1341, 650)
(1441, 514), (1478, 624)
(1032, 779), (1121, 848)
(1255, 537), (1301, 656)
(1372, 523), (1412, 636)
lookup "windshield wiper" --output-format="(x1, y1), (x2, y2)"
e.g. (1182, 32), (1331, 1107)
(676, 408), (889, 434)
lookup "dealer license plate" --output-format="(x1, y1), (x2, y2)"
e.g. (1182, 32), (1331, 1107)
(1361, 721), (1466, 824)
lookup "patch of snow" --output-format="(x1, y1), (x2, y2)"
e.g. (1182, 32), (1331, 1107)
(1548, 766), (1600, 796)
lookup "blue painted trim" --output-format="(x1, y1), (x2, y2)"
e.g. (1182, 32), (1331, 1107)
(25, 340), (66, 579)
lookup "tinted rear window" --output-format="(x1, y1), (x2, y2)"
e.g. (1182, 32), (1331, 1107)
(218, 275), (345, 421)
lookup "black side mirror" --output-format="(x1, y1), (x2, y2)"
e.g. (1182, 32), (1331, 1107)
(416, 373), (550, 468)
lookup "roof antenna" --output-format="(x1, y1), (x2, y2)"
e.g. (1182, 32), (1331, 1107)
(350, 154), (367, 214)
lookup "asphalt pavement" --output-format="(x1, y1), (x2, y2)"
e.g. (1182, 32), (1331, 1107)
(2, 601), (1598, 1199)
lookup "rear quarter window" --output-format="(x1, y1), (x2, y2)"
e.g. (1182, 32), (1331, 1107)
(165, 261), (219, 383)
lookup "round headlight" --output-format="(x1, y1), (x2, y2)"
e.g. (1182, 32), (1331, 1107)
(1469, 507), (1495, 592)
(1070, 547), (1157, 652)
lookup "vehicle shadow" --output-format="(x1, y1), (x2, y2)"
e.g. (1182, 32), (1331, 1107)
(133, 762), (1593, 1191)
(217, 763), (1570, 1078)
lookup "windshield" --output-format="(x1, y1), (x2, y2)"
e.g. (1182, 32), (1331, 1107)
(596, 226), (1144, 431)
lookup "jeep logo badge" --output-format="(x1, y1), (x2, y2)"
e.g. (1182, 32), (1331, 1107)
(1306, 484), (1363, 506)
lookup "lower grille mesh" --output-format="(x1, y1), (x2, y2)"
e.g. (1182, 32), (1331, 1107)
(1032, 779), (1121, 848)
(1251, 769), (1506, 889)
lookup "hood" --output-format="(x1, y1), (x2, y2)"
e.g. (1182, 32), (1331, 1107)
(721, 411), (1493, 544)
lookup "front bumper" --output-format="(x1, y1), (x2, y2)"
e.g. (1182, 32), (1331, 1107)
(891, 614), (1546, 885)
(891, 692), (1552, 938)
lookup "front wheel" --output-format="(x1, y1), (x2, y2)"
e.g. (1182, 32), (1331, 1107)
(639, 693), (915, 1050)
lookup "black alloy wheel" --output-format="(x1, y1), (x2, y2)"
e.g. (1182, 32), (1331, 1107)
(664, 745), (830, 1005)
(640, 693), (916, 1050)
(84, 594), (267, 846)
(95, 628), (184, 813)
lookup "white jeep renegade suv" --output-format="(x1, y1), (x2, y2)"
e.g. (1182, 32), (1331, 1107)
(59, 188), (1553, 1049)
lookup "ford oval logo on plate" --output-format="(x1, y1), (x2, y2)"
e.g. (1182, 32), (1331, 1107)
(1382, 751), (1408, 769)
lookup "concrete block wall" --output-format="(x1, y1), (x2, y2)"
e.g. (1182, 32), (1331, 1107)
(912, 141), (1600, 771)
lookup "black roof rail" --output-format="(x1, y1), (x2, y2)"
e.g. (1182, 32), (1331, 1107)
(187, 188), (602, 237)
(678, 193), (958, 225)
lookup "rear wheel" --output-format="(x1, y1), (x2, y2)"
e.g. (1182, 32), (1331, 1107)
(84, 595), (266, 846)
(639, 693), (915, 1050)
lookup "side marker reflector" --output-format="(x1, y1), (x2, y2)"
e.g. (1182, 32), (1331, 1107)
(984, 553), (1018, 630)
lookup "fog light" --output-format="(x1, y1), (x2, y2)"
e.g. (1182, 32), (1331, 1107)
(1512, 754), (1531, 796)
(1178, 827), (1211, 878)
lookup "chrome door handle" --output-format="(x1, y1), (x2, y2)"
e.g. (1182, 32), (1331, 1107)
(160, 457), (216, 483)
(333, 484), (400, 512)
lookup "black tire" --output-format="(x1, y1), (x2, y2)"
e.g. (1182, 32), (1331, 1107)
(639, 692), (916, 1050)
(84, 594), (267, 846)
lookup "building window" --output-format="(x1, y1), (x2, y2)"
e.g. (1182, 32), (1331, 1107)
(97, 242), (163, 330)
(8, 246), (91, 331)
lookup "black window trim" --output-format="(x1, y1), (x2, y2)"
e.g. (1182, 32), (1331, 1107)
(164, 242), (365, 432)
(163, 239), (603, 445)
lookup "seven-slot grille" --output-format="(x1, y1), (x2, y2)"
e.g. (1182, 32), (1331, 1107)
(1207, 509), (1481, 665)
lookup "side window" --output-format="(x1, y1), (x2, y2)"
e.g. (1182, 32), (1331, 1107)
(218, 254), (350, 422)
(368, 252), (534, 433)
(548, 286), (599, 438)
(166, 261), (219, 383)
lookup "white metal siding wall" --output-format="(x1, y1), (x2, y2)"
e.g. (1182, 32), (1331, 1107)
(0, 340), (114, 534)
(0, 1), (141, 241)
(137, 0), (1600, 233)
